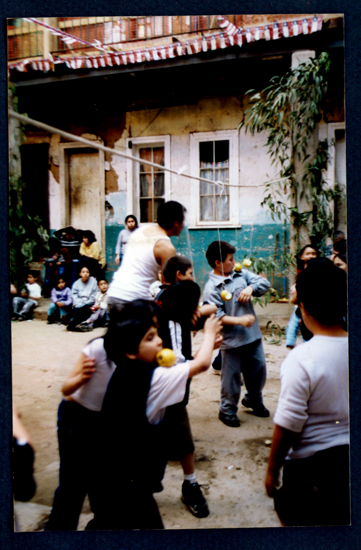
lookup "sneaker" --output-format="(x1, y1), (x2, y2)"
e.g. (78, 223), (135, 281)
(60, 316), (68, 326)
(218, 411), (240, 428)
(211, 366), (221, 375)
(77, 323), (92, 332)
(47, 317), (55, 325)
(181, 480), (209, 518)
(241, 399), (270, 418)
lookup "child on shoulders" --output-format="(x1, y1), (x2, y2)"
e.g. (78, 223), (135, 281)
(77, 279), (109, 332)
(203, 241), (271, 428)
(12, 271), (42, 321)
(47, 276), (72, 325)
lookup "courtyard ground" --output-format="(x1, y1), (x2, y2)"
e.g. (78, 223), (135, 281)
(11, 300), (294, 531)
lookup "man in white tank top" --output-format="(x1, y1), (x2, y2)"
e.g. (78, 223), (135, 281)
(108, 201), (186, 310)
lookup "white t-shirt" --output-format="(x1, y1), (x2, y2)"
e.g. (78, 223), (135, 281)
(70, 339), (116, 412)
(26, 282), (41, 299)
(108, 224), (170, 302)
(274, 335), (349, 459)
(70, 338), (190, 421)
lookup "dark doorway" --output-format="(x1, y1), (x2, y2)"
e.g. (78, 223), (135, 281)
(20, 143), (50, 232)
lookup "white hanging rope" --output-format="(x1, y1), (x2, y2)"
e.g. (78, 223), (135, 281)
(9, 110), (231, 191)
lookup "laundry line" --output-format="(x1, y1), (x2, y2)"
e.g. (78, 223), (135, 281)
(9, 110), (230, 192)
(9, 110), (304, 190)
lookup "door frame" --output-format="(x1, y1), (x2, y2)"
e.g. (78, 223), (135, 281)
(58, 142), (105, 249)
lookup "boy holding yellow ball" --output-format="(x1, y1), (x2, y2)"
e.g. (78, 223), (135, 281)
(203, 241), (271, 428)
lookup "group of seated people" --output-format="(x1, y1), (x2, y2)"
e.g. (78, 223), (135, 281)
(11, 227), (108, 331)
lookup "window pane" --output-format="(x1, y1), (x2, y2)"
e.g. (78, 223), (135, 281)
(199, 141), (214, 163)
(140, 174), (151, 197)
(154, 198), (165, 222)
(154, 172), (164, 197)
(200, 196), (214, 222)
(140, 199), (152, 223)
(216, 195), (229, 221)
(215, 140), (229, 163)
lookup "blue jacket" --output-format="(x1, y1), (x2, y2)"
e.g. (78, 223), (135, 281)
(203, 269), (270, 350)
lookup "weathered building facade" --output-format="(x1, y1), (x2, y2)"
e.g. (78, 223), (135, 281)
(8, 15), (345, 290)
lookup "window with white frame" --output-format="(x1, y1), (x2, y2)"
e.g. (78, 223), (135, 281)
(126, 136), (170, 223)
(190, 131), (239, 226)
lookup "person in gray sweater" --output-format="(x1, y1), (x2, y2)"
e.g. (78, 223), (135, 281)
(203, 241), (271, 427)
(67, 266), (98, 332)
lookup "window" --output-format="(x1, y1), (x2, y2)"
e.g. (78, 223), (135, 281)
(139, 146), (165, 222)
(190, 131), (239, 227)
(126, 136), (170, 223)
(199, 140), (230, 222)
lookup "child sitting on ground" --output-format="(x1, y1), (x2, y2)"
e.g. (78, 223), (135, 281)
(47, 276), (73, 325)
(87, 300), (222, 530)
(67, 266), (98, 332)
(12, 271), (42, 321)
(155, 279), (221, 518)
(77, 278), (109, 332)
(203, 241), (271, 428)
(265, 259), (349, 526)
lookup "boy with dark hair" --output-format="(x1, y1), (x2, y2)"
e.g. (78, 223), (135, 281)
(203, 241), (271, 427)
(157, 200), (186, 230)
(266, 259), (349, 526)
(12, 271), (42, 321)
(162, 255), (193, 285)
(156, 280), (220, 518)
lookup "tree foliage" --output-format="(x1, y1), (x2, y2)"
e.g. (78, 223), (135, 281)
(9, 83), (49, 286)
(240, 52), (344, 253)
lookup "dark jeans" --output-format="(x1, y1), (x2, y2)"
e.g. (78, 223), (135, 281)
(45, 400), (101, 531)
(274, 444), (350, 526)
(67, 305), (94, 331)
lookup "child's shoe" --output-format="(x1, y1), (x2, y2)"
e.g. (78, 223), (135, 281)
(77, 323), (93, 332)
(47, 317), (55, 325)
(241, 399), (270, 418)
(218, 411), (240, 427)
(181, 480), (209, 518)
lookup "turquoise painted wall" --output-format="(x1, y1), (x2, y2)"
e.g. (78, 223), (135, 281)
(105, 223), (289, 296)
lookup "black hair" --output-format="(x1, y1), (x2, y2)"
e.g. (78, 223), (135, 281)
(333, 230), (346, 244)
(82, 230), (97, 244)
(157, 280), (200, 324)
(27, 270), (39, 279)
(296, 244), (319, 271)
(56, 275), (67, 286)
(156, 201), (186, 230)
(333, 238), (347, 255)
(97, 277), (108, 285)
(296, 258), (347, 325)
(162, 255), (192, 284)
(104, 300), (159, 360)
(125, 214), (138, 228)
(206, 241), (236, 268)
(333, 251), (347, 266)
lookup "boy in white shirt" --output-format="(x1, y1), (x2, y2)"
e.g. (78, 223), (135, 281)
(12, 271), (42, 321)
(265, 259), (349, 526)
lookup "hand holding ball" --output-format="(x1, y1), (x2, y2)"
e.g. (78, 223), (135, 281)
(156, 348), (177, 368)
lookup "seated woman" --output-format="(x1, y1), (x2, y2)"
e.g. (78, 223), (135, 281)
(67, 266), (98, 332)
(79, 231), (106, 280)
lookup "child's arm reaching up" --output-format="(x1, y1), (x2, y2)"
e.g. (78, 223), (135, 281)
(62, 353), (96, 396)
(188, 314), (222, 378)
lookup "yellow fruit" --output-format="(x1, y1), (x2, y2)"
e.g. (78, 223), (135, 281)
(156, 348), (176, 368)
(220, 289), (232, 301)
(234, 262), (243, 272)
(243, 259), (252, 268)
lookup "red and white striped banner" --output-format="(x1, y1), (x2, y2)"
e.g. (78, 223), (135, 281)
(8, 15), (323, 73)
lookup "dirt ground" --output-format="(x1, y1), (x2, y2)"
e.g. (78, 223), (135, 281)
(11, 310), (293, 532)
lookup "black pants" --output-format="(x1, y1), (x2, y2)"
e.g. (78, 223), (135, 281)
(274, 445), (350, 526)
(45, 400), (101, 531)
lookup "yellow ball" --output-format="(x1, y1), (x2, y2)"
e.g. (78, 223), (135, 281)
(234, 262), (243, 272)
(156, 348), (177, 368)
(220, 289), (232, 301)
(243, 259), (252, 268)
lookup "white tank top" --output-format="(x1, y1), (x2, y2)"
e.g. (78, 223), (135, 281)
(108, 224), (170, 301)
